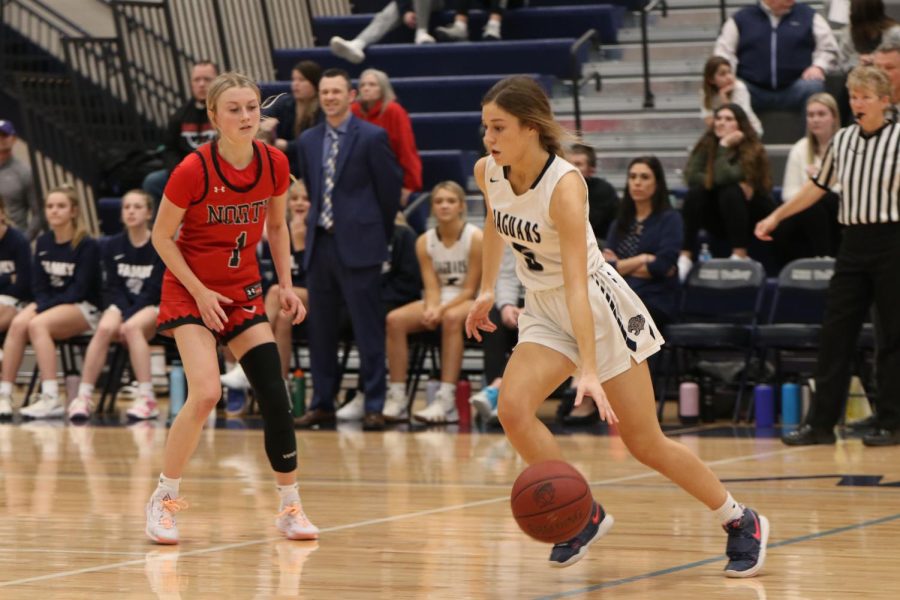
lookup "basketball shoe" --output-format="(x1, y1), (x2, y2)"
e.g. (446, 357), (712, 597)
(146, 490), (189, 545)
(382, 386), (409, 422)
(0, 393), (12, 420)
(548, 501), (614, 568)
(413, 387), (458, 424)
(20, 394), (64, 419)
(127, 393), (160, 420)
(67, 393), (93, 422)
(275, 502), (320, 540)
(723, 507), (769, 578)
(470, 385), (498, 422)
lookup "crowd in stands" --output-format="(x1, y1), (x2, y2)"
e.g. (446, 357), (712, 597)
(2, 0), (900, 428)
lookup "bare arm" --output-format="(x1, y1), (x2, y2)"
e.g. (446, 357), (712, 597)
(551, 172), (598, 376)
(266, 190), (305, 324)
(755, 179), (827, 240)
(465, 157), (504, 341)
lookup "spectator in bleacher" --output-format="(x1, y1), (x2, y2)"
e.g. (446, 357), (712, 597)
(330, 0), (439, 65)
(565, 144), (620, 246)
(563, 157), (683, 425)
(260, 61), (323, 175)
(873, 40), (900, 111)
(700, 56), (763, 135)
(0, 119), (44, 238)
(778, 93), (842, 259)
(678, 104), (775, 280)
(756, 66), (900, 447)
(0, 185), (101, 419)
(0, 195), (32, 410)
(381, 181), (482, 424)
(605, 157), (683, 332)
(66, 189), (163, 422)
(142, 61), (219, 203)
(714, 0), (839, 113)
(435, 0), (507, 41)
(828, 0), (900, 123)
(294, 68), (402, 431)
(468, 245), (520, 424)
(352, 68), (423, 207)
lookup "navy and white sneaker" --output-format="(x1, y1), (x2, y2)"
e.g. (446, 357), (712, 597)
(548, 501), (614, 568)
(723, 507), (769, 578)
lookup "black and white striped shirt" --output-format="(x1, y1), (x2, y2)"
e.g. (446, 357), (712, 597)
(814, 122), (900, 225)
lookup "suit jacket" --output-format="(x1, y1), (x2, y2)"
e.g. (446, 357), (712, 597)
(298, 114), (402, 269)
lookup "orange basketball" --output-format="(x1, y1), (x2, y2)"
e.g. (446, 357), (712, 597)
(510, 460), (593, 544)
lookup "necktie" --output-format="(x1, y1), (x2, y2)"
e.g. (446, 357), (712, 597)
(320, 129), (339, 230)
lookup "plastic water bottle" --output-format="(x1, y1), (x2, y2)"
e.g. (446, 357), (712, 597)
(698, 243), (712, 262)
(455, 378), (472, 430)
(678, 381), (700, 424)
(781, 382), (801, 426)
(754, 384), (774, 428)
(291, 368), (306, 417)
(169, 360), (186, 418)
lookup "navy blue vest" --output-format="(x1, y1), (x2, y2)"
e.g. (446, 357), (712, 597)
(734, 3), (816, 90)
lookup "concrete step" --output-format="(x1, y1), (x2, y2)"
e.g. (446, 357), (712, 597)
(562, 111), (705, 135)
(602, 40), (718, 63)
(590, 56), (708, 79)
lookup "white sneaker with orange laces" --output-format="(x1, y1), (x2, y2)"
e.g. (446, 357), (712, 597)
(275, 502), (320, 540)
(146, 491), (189, 545)
(128, 394), (160, 420)
(67, 393), (93, 421)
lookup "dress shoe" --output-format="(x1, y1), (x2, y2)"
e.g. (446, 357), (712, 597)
(781, 424), (836, 446)
(363, 412), (385, 431)
(294, 409), (335, 429)
(862, 428), (900, 447)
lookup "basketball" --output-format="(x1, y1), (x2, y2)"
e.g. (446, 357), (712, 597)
(510, 460), (593, 544)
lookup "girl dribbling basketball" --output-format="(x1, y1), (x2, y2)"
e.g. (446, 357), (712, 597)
(465, 76), (769, 577)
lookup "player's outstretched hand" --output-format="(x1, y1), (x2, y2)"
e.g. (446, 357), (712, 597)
(465, 291), (497, 342)
(196, 288), (233, 333)
(279, 286), (307, 324)
(574, 373), (619, 425)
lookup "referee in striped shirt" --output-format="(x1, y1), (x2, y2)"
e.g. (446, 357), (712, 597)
(756, 66), (900, 447)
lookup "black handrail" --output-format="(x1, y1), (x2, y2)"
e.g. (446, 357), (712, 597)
(570, 29), (601, 136)
(720, 0), (728, 24)
(24, 0), (91, 36)
(639, 0), (668, 109)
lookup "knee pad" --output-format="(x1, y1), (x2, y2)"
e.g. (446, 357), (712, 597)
(240, 342), (297, 472)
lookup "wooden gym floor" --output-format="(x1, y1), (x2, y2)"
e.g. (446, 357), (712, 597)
(0, 416), (898, 599)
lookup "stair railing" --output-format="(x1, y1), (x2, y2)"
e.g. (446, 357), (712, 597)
(638, 0), (668, 109)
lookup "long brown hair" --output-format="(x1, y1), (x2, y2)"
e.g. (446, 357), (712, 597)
(46, 184), (89, 248)
(689, 104), (771, 192)
(850, 0), (897, 54)
(482, 76), (574, 158)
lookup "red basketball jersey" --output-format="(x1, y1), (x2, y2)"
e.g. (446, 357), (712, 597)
(162, 140), (290, 303)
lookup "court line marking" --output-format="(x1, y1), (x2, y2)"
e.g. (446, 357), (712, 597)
(534, 511), (900, 599)
(0, 445), (815, 588)
(0, 549), (147, 557)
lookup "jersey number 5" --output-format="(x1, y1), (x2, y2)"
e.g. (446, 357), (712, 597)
(512, 242), (544, 271)
(229, 231), (247, 268)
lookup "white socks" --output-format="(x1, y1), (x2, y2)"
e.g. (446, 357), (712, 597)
(389, 382), (405, 397)
(157, 474), (181, 497)
(41, 380), (59, 400)
(677, 255), (693, 283)
(138, 382), (154, 398)
(277, 483), (301, 506)
(712, 492), (744, 525)
(0, 381), (11, 397)
(78, 382), (94, 398)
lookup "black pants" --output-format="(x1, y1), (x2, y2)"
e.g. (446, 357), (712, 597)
(809, 223), (900, 432)
(482, 305), (518, 382)
(774, 191), (841, 261)
(682, 184), (775, 255)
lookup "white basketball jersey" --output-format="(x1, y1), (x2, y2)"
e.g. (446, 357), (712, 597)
(485, 154), (603, 291)
(426, 222), (478, 289)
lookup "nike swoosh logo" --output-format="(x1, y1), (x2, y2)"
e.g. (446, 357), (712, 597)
(113, 254), (125, 260)
(751, 513), (761, 541)
(241, 306), (256, 314)
(591, 504), (600, 525)
(489, 177), (499, 183)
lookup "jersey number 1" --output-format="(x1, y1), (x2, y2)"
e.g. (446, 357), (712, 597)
(229, 231), (247, 268)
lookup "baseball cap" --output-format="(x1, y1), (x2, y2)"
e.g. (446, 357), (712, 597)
(0, 120), (16, 136)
